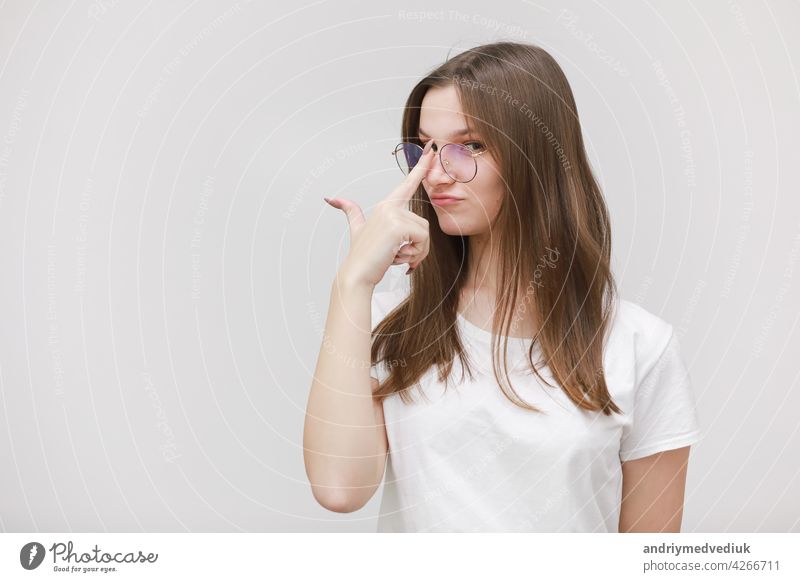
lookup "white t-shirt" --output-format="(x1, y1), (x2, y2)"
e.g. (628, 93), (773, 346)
(369, 286), (705, 532)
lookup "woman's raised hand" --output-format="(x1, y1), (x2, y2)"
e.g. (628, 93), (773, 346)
(325, 141), (434, 288)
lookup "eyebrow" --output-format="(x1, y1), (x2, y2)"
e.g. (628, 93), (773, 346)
(418, 127), (475, 138)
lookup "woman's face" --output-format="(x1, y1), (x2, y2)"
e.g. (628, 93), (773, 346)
(418, 85), (506, 237)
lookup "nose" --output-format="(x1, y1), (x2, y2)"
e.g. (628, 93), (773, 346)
(424, 148), (455, 186)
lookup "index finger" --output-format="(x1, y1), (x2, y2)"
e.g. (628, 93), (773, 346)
(385, 142), (435, 205)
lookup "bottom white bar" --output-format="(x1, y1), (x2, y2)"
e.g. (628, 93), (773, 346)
(1, 533), (797, 581)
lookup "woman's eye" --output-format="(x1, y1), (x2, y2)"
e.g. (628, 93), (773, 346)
(464, 141), (484, 152)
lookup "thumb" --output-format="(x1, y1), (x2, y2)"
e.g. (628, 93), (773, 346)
(324, 197), (366, 232)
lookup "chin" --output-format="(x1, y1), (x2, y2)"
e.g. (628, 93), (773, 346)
(435, 215), (478, 237)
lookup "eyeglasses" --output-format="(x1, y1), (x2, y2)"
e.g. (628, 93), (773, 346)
(391, 141), (488, 183)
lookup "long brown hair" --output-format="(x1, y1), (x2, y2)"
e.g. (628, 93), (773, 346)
(372, 41), (620, 415)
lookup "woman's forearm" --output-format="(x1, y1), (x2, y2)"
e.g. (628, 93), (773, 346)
(302, 270), (387, 512)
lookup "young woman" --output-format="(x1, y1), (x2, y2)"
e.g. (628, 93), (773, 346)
(303, 41), (704, 532)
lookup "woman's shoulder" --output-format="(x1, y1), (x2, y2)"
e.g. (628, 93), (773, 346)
(606, 297), (676, 368)
(371, 288), (677, 366)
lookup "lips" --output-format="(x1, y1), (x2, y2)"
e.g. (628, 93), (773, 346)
(430, 195), (463, 207)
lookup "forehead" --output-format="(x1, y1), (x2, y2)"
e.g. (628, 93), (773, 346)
(418, 85), (474, 137)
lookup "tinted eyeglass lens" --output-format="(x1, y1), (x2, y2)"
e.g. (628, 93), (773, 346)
(440, 143), (477, 182)
(394, 143), (423, 175)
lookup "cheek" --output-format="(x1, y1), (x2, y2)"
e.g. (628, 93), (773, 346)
(470, 175), (505, 221)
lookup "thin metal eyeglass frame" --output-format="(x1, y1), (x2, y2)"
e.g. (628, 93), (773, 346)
(391, 141), (489, 183)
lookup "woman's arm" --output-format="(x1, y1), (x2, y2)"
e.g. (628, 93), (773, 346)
(303, 143), (434, 513)
(618, 446), (692, 532)
(302, 273), (388, 513)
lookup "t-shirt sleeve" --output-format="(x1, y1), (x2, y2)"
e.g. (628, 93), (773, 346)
(619, 328), (705, 462)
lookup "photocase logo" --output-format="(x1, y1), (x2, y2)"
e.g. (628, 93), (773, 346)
(20, 542), (46, 570)
(18, 540), (158, 573)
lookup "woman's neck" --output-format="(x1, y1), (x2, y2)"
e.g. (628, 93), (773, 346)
(461, 232), (540, 338)
(466, 231), (499, 291)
